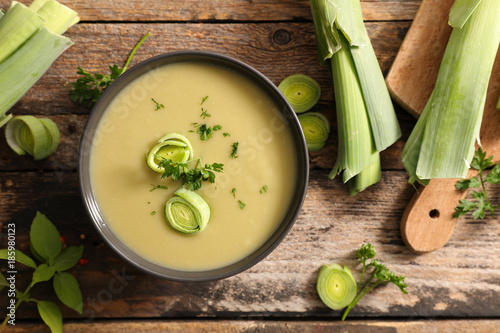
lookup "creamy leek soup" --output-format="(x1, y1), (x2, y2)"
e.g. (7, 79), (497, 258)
(90, 61), (298, 271)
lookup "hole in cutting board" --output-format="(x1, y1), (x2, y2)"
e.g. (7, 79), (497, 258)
(429, 209), (440, 219)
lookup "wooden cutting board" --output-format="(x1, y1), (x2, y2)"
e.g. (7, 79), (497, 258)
(386, 0), (500, 254)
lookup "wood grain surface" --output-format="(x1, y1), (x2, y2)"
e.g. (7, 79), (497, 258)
(0, 0), (499, 331)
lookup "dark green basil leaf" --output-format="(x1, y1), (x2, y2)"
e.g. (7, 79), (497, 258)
(36, 300), (62, 333)
(53, 272), (83, 314)
(30, 212), (62, 262)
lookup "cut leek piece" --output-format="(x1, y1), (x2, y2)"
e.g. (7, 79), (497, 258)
(35, 0), (79, 35)
(316, 263), (357, 310)
(328, 33), (379, 186)
(147, 133), (194, 173)
(0, 27), (73, 119)
(4, 115), (60, 160)
(402, 0), (500, 183)
(298, 112), (330, 152)
(0, 1), (44, 65)
(310, 0), (400, 194)
(278, 74), (321, 113)
(164, 188), (210, 234)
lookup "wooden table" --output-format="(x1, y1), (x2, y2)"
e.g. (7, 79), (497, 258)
(1, 0), (499, 331)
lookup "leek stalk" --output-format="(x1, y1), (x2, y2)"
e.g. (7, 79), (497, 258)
(310, 0), (397, 194)
(0, 0), (78, 128)
(402, 0), (500, 183)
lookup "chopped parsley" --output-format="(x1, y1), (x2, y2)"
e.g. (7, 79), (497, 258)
(151, 211), (156, 216)
(223, 132), (231, 137)
(230, 142), (239, 158)
(158, 157), (223, 191)
(238, 200), (246, 210)
(191, 123), (222, 141)
(260, 185), (268, 194)
(151, 98), (164, 111)
(200, 96), (210, 118)
(150, 184), (168, 192)
(232, 187), (237, 198)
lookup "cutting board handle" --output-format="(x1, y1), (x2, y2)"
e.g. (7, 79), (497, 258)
(400, 171), (476, 254)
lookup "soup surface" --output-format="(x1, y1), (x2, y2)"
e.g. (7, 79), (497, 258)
(90, 61), (298, 271)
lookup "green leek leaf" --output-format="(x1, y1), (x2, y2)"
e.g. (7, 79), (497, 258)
(449, 0), (483, 28)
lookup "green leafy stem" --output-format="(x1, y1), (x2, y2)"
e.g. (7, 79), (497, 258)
(454, 148), (500, 219)
(0, 212), (84, 333)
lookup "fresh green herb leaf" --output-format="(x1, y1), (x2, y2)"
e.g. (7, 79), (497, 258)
(33, 264), (56, 283)
(150, 184), (168, 192)
(0, 212), (84, 331)
(238, 200), (246, 210)
(260, 185), (268, 194)
(196, 124), (213, 141)
(454, 148), (499, 219)
(201, 96), (209, 105)
(30, 212), (62, 263)
(230, 142), (239, 159)
(223, 132), (231, 137)
(158, 158), (223, 191)
(200, 107), (211, 119)
(151, 211), (156, 216)
(232, 187), (237, 198)
(36, 300), (63, 333)
(0, 249), (37, 269)
(213, 124), (222, 131)
(151, 98), (164, 111)
(52, 246), (84, 272)
(70, 32), (150, 109)
(53, 272), (83, 314)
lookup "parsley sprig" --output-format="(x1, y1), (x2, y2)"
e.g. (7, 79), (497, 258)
(342, 243), (408, 320)
(191, 123), (222, 141)
(454, 148), (500, 219)
(158, 157), (223, 191)
(70, 32), (150, 108)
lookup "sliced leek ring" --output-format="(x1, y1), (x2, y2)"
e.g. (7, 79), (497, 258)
(298, 112), (330, 152)
(164, 188), (210, 234)
(147, 133), (193, 173)
(4, 115), (60, 160)
(316, 263), (357, 310)
(278, 74), (321, 113)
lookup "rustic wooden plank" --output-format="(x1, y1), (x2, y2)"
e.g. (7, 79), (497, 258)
(0, 170), (498, 320)
(0, 0), (420, 22)
(6, 319), (500, 333)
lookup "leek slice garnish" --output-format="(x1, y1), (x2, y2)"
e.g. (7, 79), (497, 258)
(146, 133), (194, 173)
(278, 74), (321, 113)
(164, 188), (210, 234)
(402, 0), (500, 182)
(316, 263), (357, 310)
(298, 112), (330, 152)
(4, 115), (60, 160)
(35, 0), (79, 35)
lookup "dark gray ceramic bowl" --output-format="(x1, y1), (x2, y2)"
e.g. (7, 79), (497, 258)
(78, 51), (309, 282)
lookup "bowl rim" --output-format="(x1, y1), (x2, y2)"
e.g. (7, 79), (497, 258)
(78, 50), (309, 282)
